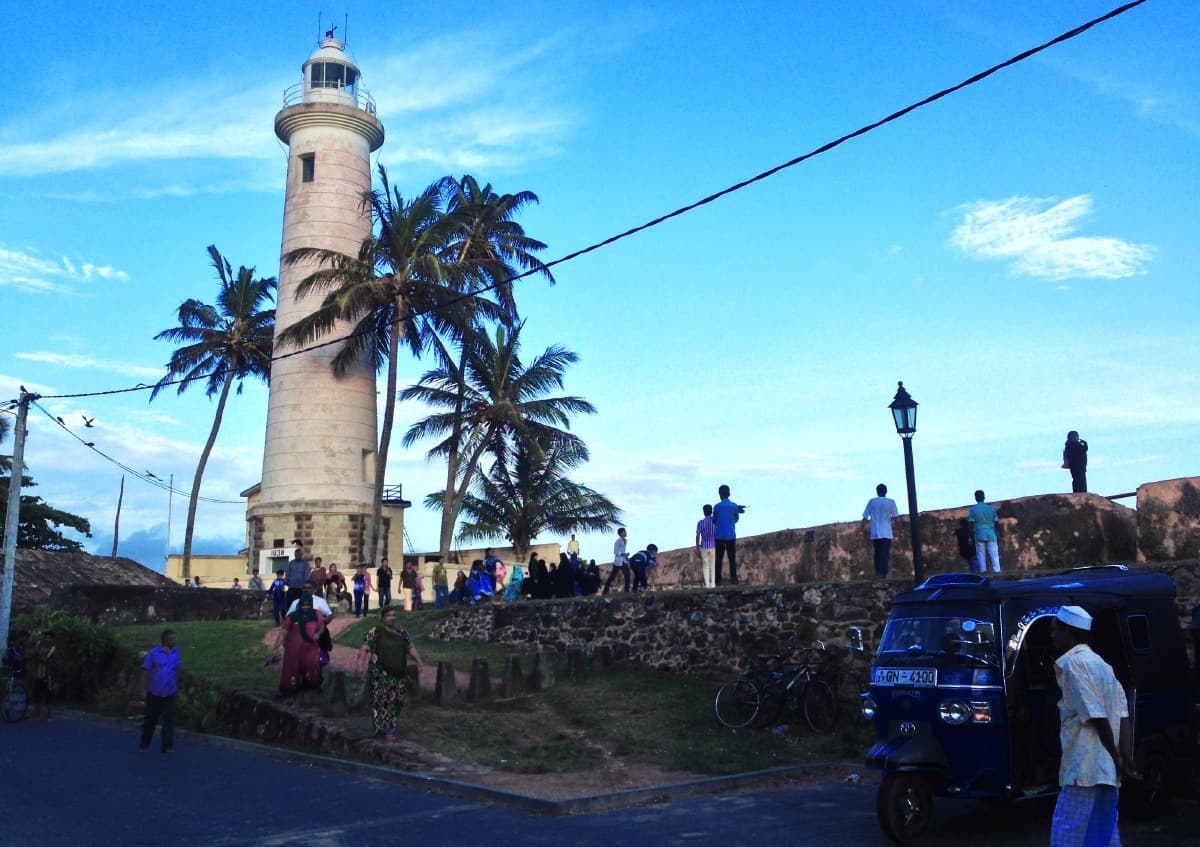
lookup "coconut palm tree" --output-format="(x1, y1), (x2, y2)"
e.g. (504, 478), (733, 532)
(429, 176), (554, 562)
(401, 321), (594, 560)
(278, 167), (510, 564)
(151, 245), (276, 579)
(432, 434), (621, 563)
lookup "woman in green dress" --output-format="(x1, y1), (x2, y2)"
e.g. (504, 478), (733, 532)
(356, 606), (423, 741)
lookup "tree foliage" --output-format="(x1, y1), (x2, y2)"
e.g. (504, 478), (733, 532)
(0, 473), (93, 552)
(150, 245), (276, 577)
(432, 436), (621, 563)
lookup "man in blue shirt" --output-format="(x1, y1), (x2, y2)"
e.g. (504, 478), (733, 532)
(140, 629), (181, 753)
(629, 544), (658, 592)
(712, 484), (742, 586)
(968, 489), (1000, 573)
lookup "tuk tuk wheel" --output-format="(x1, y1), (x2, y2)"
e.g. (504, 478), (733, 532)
(877, 772), (933, 845)
(1123, 736), (1172, 819)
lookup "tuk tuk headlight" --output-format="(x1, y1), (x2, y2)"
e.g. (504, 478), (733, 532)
(938, 699), (992, 725)
(860, 693), (877, 722)
(938, 700), (971, 725)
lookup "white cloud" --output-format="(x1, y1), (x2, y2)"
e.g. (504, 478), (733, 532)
(0, 31), (579, 186)
(949, 195), (1154, 281)
(0, 247), (130, 293)
(16, 352), (161, 380)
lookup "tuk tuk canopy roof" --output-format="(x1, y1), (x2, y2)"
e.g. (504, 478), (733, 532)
(891, 567), (1177, 613)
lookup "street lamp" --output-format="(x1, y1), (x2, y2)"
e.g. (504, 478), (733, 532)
(889, 381), (923, 585)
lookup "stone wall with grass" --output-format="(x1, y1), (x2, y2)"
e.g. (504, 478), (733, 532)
(431, 561), (1200, 677)
(54, 584), (268, 624)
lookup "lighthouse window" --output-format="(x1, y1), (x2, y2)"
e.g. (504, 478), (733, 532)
(311, 62), (356, 91)
(300, 154), (315, 183)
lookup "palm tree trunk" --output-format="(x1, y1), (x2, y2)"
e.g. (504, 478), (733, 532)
(437, 341), (470, 563)
(182, 374), (232, 579)
(368, 301), (404, 565)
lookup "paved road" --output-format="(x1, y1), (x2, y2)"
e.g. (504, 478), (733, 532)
(2, 718), (1197, 846)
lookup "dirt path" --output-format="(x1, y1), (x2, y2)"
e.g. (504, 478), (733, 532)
(259, 616), (472, 691)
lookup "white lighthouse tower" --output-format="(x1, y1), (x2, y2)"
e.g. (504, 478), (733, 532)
(248, 34), (390, 572)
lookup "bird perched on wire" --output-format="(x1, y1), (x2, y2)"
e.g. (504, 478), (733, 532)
(56, 417), (65, 425)
(84, 442), (95, 448)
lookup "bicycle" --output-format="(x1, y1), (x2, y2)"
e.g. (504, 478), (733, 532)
(2, 670), (28, 723)
(714, 641), (838, 733)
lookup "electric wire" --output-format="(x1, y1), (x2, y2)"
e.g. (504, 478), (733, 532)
(30, 400), (242, 505)
(23, 0), (1146, 406)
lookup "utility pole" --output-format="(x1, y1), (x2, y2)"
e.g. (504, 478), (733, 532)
(1, 389), (36, 656)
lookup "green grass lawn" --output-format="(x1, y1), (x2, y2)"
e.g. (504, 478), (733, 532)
(107, 611), (872, 777)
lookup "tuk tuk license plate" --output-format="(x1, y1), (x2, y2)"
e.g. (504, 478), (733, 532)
(873, 668), (937, 687)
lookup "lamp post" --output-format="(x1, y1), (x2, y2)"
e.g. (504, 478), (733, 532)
(889, 381), (923, 585)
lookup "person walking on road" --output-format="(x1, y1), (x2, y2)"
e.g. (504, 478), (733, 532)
(356, 606), (423, 742)
(1063, 431), (1089, 494)
(603, 528), (630, 594)
(712, 484), (742, 586)
(862, 483), (900, 579)
(968, 489), (1001, 574)
(1050, 604), (1137, 847)
(140, 629), (180, 753)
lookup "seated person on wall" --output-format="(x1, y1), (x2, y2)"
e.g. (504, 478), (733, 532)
(449, 570), (468, 605)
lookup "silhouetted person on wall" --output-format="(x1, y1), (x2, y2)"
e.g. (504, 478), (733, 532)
(1063, 431), (1088, 493)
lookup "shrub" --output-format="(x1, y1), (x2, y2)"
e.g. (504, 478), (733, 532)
(13, 606), (119, 701)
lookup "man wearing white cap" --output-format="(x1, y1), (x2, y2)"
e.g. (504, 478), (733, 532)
(1050, 605), (1136, 846)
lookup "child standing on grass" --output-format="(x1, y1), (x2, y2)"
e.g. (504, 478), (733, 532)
(140, 629), (180, 753)
(267, 569), (288, 625)
(29, 632), (56, 720)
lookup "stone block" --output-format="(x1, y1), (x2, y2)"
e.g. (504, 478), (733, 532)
(434, 661), (458, 705)
(564, 647), (586, 681)
(529, 649), (555, 690)
(467, 658), (492, 703)
(500, 655), (525, 697)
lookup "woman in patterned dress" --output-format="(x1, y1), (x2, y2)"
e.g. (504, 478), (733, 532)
(356, 606), (423, 741)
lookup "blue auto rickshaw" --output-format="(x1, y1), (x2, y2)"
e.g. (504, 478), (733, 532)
(862, 566), (1197, 844)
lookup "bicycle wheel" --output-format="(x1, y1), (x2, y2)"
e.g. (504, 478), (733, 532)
(2, 682), (27, 723)
(714, 678), (762, 730)
(802, 678), (838, 734)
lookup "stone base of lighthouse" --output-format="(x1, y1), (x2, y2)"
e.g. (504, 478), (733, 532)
(246, 498), (402, 574)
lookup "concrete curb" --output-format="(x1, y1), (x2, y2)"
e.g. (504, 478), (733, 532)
(61, 708), (839, 815)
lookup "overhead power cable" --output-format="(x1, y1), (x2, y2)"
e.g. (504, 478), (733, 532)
(30, 400), (242, 504)
(30, 0), (1146, 403)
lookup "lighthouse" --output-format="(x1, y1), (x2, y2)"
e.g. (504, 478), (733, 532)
(246, 34), (395, 573)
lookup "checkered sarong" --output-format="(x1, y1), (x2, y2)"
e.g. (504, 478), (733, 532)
(1051, 785), (1121, 847)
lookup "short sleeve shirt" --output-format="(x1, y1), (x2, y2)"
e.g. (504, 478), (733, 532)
(143, 646), (180, 697)
(968, 502), (999, 542)
(862, 497), (899, 539)
(1055, 643), (1128, 787)
(712, 499), (740, 540)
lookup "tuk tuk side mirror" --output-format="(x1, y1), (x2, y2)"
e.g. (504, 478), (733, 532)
(849, 626), (865, 652)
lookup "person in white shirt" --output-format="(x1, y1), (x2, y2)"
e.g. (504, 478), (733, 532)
(1050, 604), (1136, 847)
(603, 528), (630, 594)
(862, 483), (900, 578)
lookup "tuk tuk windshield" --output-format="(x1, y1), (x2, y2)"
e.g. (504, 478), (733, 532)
(879, 616), (999, 665)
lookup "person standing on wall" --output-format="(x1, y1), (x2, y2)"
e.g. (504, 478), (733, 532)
(1063, 431), (1089, 493)
(567, 533), (581, 566)
(862, 483), (900, 579)
(603, 528), (631, 594)
(968, 490), (1001, 574)
(712, 484), (742, 586)
(695, 504), (716, 589)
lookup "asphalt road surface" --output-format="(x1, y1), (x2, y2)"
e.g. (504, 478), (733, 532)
(2, 717), (1197, 846)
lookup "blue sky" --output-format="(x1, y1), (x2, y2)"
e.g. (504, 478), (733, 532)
(2, 0), (1197, 571)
